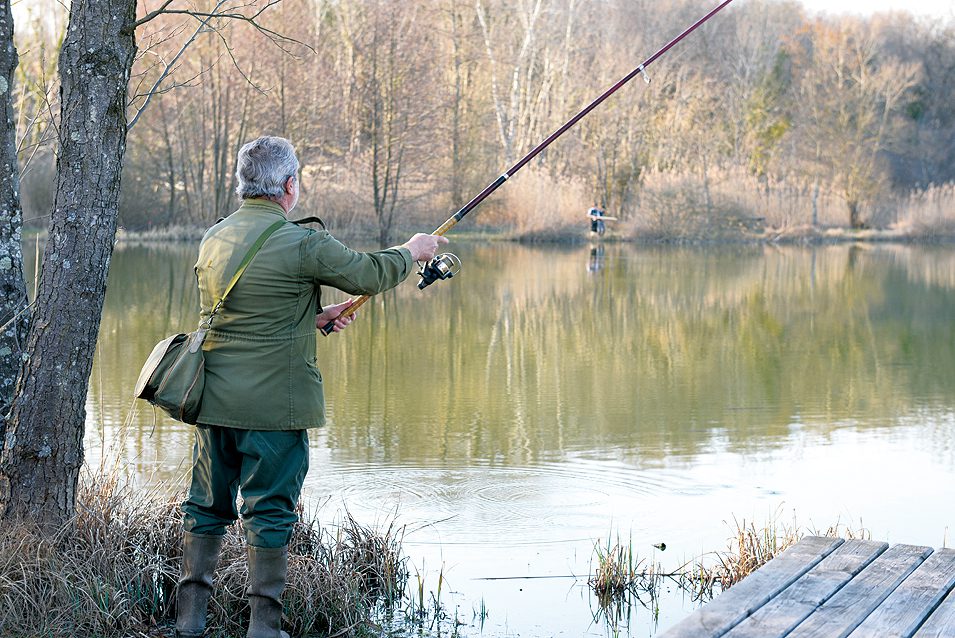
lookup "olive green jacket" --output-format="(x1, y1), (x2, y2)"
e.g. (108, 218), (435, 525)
(194, 199), (413, 430)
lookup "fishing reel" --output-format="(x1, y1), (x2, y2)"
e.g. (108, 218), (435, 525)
(417, 253), (462, 290)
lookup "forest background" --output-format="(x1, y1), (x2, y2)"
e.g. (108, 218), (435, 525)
(12, 0), (955, 244)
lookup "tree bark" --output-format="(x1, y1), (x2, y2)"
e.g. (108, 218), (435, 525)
(0, 2), (28, 438)
(0, 0), (137, 529)
(848, 199), (862, 229)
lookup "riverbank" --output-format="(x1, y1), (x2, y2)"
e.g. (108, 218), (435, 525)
(24, 176), (955, 247)
(104, 222), (955, 247)
(0, 472), (409, 638)
(0, 463), (878, 638)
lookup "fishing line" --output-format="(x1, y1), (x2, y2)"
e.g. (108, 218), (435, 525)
(320, 0), (736, 335)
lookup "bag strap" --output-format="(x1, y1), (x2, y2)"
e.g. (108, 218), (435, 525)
(291, 215), (326, 229)
(208, 219), (285, 319)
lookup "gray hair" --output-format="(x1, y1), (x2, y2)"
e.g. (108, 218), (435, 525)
(235, 136), (300, 199)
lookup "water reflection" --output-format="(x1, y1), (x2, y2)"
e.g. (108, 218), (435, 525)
(74, 240), (955, 636)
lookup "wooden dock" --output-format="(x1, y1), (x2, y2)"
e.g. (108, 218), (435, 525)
(660, 536), (955, 638)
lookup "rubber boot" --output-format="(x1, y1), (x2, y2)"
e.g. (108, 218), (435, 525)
(246, 545), (291, 638)
(175, 532), (224, 638)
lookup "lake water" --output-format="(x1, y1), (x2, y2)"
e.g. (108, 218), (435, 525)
(78, 240), (955, 637)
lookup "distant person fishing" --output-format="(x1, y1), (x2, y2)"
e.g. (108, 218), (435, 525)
(318, 0), (736, 330)
(587, 205), (618, 236)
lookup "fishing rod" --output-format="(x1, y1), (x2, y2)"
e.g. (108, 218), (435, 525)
(321, 0), (734, 336)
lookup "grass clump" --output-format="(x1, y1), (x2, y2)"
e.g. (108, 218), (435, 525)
(703, 514), (869, 595)
(588, 533), (669, 636)
(591, 535), (643, 601)
(588, 512), (871, 611)
(589, 533), (667, 606)
(703, 515), (802, 594)
(0, 471), (409, 637)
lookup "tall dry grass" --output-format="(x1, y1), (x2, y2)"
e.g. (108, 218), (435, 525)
(626, 168), (850, 241)
(625, 170), (955, 243)
(588, 513), (871, 611)
(691, 514), (870, 597)
(496, 168), (592, 241)
(112, 162), (955, 245)
(0, 470), (409, 638)
(894, 183), (955, 239)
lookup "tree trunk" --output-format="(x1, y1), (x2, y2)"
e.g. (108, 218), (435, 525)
(0, 4), (28, 437)
(0, 0), (137, 530)
(449, 0), (464, 207)
(158, 99), (178, 225)
(848, 199), (863, 229)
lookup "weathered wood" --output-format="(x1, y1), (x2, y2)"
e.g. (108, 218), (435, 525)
(913, 584), (955, 638)
(660, 536), (844, 638)
(723, 539), (888, 638)
(849, 548), (955, 638)
(786, 543), (933, 638)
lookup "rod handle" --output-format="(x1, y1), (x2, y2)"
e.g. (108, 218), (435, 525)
(320, 225), (456, 336)
(319, 295), (370, 336)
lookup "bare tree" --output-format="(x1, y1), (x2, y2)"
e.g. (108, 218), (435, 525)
(0, 0), (293, 529)
(0, 1), (29, 435)
(0, 0), (138, 529)
(475, 0), (555, 164)
(339, 1), (440, 245)
(789, 19), (919, 228)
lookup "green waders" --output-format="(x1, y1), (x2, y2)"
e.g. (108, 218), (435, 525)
(182, 425), (309, 547)
(179, 425), (308, 637)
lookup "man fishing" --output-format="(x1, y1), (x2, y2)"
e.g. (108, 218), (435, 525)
(588, 204), (608, 236)
(166, 1), (735, 634)
(174, 135), (447, 638)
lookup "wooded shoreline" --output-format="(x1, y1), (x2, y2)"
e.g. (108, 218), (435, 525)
(98, 224), (955, 246)
(12, 1), (955, 246)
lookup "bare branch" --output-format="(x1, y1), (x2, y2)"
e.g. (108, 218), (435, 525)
(142, 2), (315, 55)
(16, 83), (59, 179)
(209, 23), (269, 94)
(129, 69), (206, 103)
(134, 0), (176, 29)
(127, 0), (230, 131)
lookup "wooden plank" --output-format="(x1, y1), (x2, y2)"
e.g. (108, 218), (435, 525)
(659, 536), (844, 638)
(911, 558), (955, 638)
(850, 548), (955, 638)
(722, 540), (888, 638)
(786, 543), (933, 638)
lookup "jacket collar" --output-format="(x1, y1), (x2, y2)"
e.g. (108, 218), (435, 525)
(237, 198), (287, 218)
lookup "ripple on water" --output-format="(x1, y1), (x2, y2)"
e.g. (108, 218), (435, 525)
(303, 457), (714, 547)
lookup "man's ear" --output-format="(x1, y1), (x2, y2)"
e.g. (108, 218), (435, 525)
(285, 175), (296, 194)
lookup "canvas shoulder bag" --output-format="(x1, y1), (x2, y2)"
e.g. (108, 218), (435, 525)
(134, 219), (285, 424)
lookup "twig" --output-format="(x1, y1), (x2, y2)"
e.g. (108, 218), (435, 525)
(0, 299), (35, 334)
(209, 24), (269, 94)
(133, 0), (176, 29)
(143, 5), (314, 53)
(127, 0), (229, 131)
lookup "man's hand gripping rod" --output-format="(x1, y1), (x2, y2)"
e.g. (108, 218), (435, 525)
(320, 0), (734, 336)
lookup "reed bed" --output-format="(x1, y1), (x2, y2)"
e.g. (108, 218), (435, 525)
(702, 515), (870, 595)
(0, 470), (410, 638)
(589, 514), (870, 610)
(894, 183), (955, 239)
(115, 225), (206, 243)
(108, 169), (955, 245)
(627, 169), (955, 243)
(589, 534), (667, 610)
